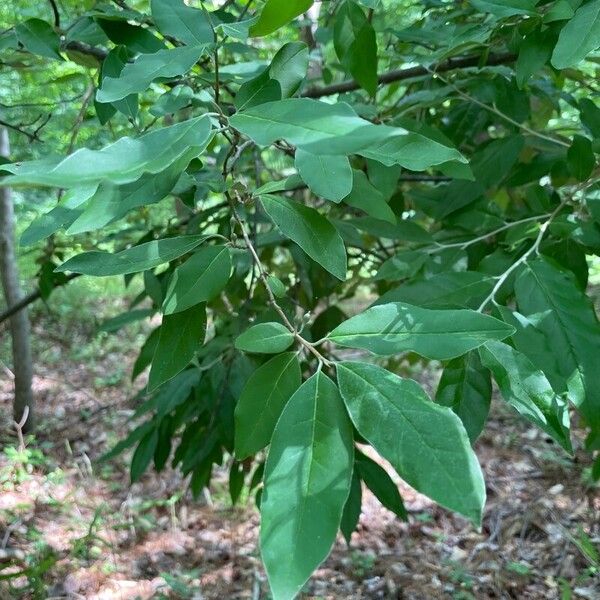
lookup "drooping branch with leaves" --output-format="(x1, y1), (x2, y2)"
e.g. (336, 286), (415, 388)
(1, 0), (600, 597)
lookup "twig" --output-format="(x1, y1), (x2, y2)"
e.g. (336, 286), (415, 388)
(477, 200), (568, 311)
(47, 0), (60, 27)
(67, 82), (95, 154)
(429, 212), (552, 254)
(301, 52), (516, 98)
(429, 68), (570, 148)
(14, 406), (29, 451)
(227, 193), (332, 367)
(0, 118), (40, 142)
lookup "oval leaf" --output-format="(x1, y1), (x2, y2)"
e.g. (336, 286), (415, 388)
(151, 0), (214, 45)
(328, 302), (514, 360)
(436, 352), (492, 443)
(55, 235), (207, 276)
(234, 352), (302, 458)
(4, 116), (213, 188)
(148, 303), (206, 391)
(551, 0), (600, 69)
(250, 0), (313, 37)
(295, 149), (353, 202)
(260, 372), (353, 600)
(97, 46), (207, 103)
(235, 322), (295, 353)
(163, 245), (232, 314)
(337, 361), (485, 524)
(261, 194), (347, 280)
(479, 340), (572, 452)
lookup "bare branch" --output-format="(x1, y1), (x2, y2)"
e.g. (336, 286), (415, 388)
(301, 52), (517, 98)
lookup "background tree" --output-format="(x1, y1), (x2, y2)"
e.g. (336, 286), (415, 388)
(0, 126), (34, 429)
(1, 0), (600, 598)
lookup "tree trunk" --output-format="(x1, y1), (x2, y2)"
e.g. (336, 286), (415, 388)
(0, 127), (35, 430)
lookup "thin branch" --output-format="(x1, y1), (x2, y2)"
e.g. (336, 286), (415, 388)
(430, 68), (570, 148)
(67, 82), (95, 154)
(47, 0), (60, 27)
(429, 212), (553, 254)
(0, 274), (81, 325)
(0, 118), (39, 142)
(477, 200), (568, 312)
(301, 52), (516, 98)
(63, 41), (108, 62)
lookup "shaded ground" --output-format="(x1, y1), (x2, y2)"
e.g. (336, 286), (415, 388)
(0, 299), (599, 599)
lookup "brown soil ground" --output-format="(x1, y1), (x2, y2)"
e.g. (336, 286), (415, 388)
(0, 305), (599, 600)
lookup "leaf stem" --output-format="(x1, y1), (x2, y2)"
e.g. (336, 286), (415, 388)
(477, 200), (568, 312)
(226, 192), (332, 367)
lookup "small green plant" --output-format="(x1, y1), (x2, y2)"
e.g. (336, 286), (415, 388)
(506, 561), (533, 576)
(0, 442), (48, 488)
(350, 550), (376, 579)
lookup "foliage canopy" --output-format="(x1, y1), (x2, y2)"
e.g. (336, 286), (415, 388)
(2, 0), (600, 597)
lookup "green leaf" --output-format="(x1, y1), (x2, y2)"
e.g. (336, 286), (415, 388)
(343, 170), (396, 224)
(359, 132), (468, 171)
(97, 18), (166, 54)
(250, 0), (313, 37)
(67, 165), (183, 235)
(150, 85), (194, 117)
(328, 302), (514, 360)
(234, 352), (302, 458)
(337, 362), (485, 524)
(260, 372), (353, 600)
(374, 250), (427, 281)
(235, 42), (308, 110)
(516, 28), (555, 88)
(355, 451), (407, 520)
(515, 258), (600, 432)
(56, 235), (207, 277)
(229, 462), (245, 505)
(4, 117), (213, 188)
(254, 174), (304, 195)
(163, 246), (232, 314)
(295, 149), (353, 202)
(340, 471), (362, 543)
(132, 328), (160, 381)
(20, 185), (97, 246)
(479, 340), (572, 452)
(98, 308), (153, 333)
(131, 429), (159, 482)
(334, 1), (378, 95)
(567, 135), (595, 181)
(96, 46), (138, 121)
(151, 0), (214, 45)
(470, 0), (537, 17)
(375, 271), (494, 309)
(579, 98), (600, 138)
(261, 194), (347, 280)
(231, 99), (466, 170)
(97, 46), (207, 103)
(551, 0), (600, 68)
(148, 304), (206, 391)
(235, 322), (295, 353)
(436, 352), (491, 443)
(15, 19), (62, 60)
(267, 274), (286, 298)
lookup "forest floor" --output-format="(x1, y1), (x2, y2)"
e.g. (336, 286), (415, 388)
(0, 291), (599, 600)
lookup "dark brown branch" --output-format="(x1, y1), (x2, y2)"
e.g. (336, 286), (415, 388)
(301, 52), (517, 98)
(47, 0), (60, 28)
(0, 273), (81, 325)
(0, 119), (40, 142)
(63, 40), (109, 62)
